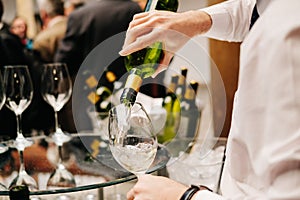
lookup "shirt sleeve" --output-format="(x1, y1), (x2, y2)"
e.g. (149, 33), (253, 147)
(200, 0), (256, 42)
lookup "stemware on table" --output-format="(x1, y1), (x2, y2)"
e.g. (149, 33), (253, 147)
(108, 102), (158, 177)
(0, 71), (7, 154)
(40, 63), (75, 189)
(0, 70), (8, 190)
(3, 65), (38, 190)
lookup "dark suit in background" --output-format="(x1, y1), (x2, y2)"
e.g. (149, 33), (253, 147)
(55, 0), (142, 77)
(55, 0), (142, 132)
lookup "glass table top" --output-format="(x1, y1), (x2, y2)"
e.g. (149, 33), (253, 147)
(0, 133), (170, 196)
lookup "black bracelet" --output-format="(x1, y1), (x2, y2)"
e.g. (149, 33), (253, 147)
(180, 185), (200, 200)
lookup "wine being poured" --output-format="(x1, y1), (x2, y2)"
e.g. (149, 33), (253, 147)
(108, 102), (158, 176)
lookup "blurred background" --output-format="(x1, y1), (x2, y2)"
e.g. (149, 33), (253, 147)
(1, 0), (240, 138)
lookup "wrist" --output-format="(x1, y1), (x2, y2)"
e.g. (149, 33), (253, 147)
(179, 185), (213, 200)
(179, 185), (199, 200)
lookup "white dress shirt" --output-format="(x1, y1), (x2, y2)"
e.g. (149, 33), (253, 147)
(194, 0), (300, 199)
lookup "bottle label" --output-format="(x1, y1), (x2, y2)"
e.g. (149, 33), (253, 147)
(124, 73), (143, 92)
(184, 88), (195, 100)
(178, 76), (185, 85)
(87, 91), (100, 104)
(86, 75), (98, 88)
(106, 71), (117, 83)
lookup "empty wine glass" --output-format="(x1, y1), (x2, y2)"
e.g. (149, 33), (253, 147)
(40, 63), (75, 189)
(0, 71), (8, 190)
(108, 102), (158, 177)
(3, 65), (38, 191)
(0, 71), (7, 154)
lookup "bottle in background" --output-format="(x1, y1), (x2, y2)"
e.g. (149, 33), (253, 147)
(95, 70), (117, 117)
(83, 70), (100, 106)
(120, 0), (179, 104)
(178, 80), (200, 139)
(158, 75), (179, 143)
(171, 67), (188, 132)
(175, 67), (188, 100)
(9, 185), (30, 200)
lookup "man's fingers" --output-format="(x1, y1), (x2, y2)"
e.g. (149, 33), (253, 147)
(120, 29), (160, 56)
(127, 188), (135, 200)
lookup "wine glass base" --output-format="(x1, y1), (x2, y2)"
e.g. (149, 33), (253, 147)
(47, 164), (76, 189)
(9, 171), (38, 191)
(0, 183), (7, 191)
(52, 130), (71, 146)
(0, 144), (9, 154)
(14, 135), (33, 151)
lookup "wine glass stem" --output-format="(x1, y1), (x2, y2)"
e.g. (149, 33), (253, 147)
(58, 145), (63, 164)
(54, 111), (59, 132)
(18, 150), (25, 173)
(16, 114), (22, 136)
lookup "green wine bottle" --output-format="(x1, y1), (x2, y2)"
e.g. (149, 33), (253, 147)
(158, 75), (179, 143)
(120, 0), (179, 104)
(179, 80), (200, 139)
(9, 185), (30, 200)
(175, 67), (188, 100)
(172, 67), (188, 130)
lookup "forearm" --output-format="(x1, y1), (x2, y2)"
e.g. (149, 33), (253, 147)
(168, 9), (212, 38)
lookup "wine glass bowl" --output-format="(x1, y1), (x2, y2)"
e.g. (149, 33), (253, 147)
(40, 63), (75, 189)
(40, 63), (72, 138)
(108, 102), (158, 176)
(0, 71), (8, 154)
(4, 65), (33, 146)
(0, 71), (8, 190)
(3, 65), (37, 190)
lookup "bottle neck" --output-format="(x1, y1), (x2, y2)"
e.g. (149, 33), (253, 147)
(184, 88), (196, 100)
(124, 69), (143, 92)
(120, 69), (143, 104)
(167, 82), (176, 94)
(145, 0), (159, 11)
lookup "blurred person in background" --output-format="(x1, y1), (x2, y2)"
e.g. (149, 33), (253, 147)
(34, 0), (67, 62)
(0, 0), (54, 138)
(0, 1), (28, 67)
(10, 16), (33, 50)
(55, 0), (145, 78)
(54, 0), (145, 132)
(120, 0), (300, 199)
(63, 0), (86, 16)
(0, 0), (29, 139)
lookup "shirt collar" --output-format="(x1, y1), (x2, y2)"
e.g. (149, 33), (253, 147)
(256, 0), (271, 15)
